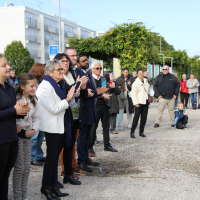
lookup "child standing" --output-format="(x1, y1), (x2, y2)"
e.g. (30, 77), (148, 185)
(174, 102), (188, 129)
(13, 74), (40, 200)
(116, 79), (127, 131)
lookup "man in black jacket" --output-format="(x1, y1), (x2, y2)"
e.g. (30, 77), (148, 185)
(153, 65), (180, 127)
(116, 68), (135, 128)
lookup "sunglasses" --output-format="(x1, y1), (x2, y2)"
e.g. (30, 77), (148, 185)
(53, 68), (64, 72)
(163, 69), (168, 70)
(95, 68), (102, 70)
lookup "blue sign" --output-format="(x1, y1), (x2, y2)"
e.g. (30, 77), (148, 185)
(155, 65), (159, 77)
(148, 64), (152, 77)
(49, 45), (58, 56)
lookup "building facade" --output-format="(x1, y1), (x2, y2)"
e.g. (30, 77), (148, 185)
(0, 5), (96, 64)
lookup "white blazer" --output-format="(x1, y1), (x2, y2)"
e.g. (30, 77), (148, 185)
(130, 78), (149, 105)
(36, 80), (69, 134)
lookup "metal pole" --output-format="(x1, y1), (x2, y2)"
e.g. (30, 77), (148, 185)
(153, 59), (154, 85)
(160, 36), (161, 53)
(58, 0), (61, 52)
(163, 54), (165, 66)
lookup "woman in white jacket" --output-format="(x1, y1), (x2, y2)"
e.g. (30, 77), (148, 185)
(36, 59), (75, 199)
(13, 73), (40, 200)
(130, 68), (149, 138)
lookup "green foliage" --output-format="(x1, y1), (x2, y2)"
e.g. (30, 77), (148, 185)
(68, 23), (174, 73)
(4, 41), (34, 76)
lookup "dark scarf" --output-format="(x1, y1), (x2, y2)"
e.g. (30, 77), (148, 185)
(43, 76), (71, 147)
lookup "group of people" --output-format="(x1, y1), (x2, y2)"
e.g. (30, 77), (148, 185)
(0, 46), (197, 200)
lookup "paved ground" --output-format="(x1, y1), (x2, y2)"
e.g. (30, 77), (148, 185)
(8, 107), (200, 200)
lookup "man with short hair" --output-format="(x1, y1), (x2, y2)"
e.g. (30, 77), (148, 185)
(76, 54), (107, 172)
(6, 70), (17, 86)
(88, 62), (118, 156)
(116, 68), (135, 128)
(153, 65), (180, 127)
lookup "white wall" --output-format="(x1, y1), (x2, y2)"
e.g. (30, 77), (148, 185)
(0, 7), (25, 54)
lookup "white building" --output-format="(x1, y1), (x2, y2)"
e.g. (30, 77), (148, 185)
(0, 5), (96, 64)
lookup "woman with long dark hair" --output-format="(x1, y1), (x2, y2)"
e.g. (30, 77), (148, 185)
(0, 54), (30, 199)
(29, 63), (46, 166)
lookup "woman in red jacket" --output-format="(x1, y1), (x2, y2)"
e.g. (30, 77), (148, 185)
(180, 74), (189, 108)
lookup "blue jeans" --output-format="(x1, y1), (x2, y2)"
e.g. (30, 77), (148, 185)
(31, 131), (45, 161)
(116, 109), (124, 127)
(190, 92), (197, 108)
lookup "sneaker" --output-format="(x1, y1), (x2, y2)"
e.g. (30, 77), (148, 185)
(88, 148), (95, 157)
(116, 126), (125, 131)
(128, 124), (132, 129)
(184, 126), (187, 129)
(171, 125), (175, 127)
(72, 167), (88, 175)
(94, 140), (101, 146)
(154, 123), (159, 128)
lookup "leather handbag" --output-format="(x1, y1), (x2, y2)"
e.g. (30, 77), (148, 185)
(143, 85), (153, 104)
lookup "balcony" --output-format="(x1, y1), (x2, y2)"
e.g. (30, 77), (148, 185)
(49, 39), (58, 45)
(44, 25), (59, 34)
(26, 35), (41, 44)
(25, 19), (41, 29)
(64, 31), (78, 37)
(29, 49), (41, 58)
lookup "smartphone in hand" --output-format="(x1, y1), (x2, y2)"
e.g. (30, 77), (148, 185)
(75, 81), (82, 94)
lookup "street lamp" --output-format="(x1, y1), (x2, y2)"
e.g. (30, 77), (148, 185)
(158, 54), (165, 67)
(158, 34), (161, 53)
(128, 18), (134, 23)
(165, 57), (173, 72)
(58, 0), (61, 52)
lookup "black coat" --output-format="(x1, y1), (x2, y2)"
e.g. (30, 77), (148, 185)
(116, 74), (135, 114)
(153, 73), (180, 98)
(0, 82), (19, 144)
(107, 81), (121, 114)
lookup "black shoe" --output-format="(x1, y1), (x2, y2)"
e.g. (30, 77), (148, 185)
(51, 184), (69, 197)
(131, 133), (135, 138)
(140, 133), (146, 137)
(63, 174), (81, 185)
(171, 125), (175, 127)
(154, 123), (159, 128)
(41, 186), (61, 200)
(79, 162), (93, 172)
(57, 181), (63, 189)
(85, 158), (99, 166)
(104, 146), (118, 152)
(38, 157), (46, 162)
(31, 160), (43, 166)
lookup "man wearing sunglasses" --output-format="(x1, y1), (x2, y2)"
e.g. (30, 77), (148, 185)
(88, 62), (118, 156)
(153, 65), (180, 128)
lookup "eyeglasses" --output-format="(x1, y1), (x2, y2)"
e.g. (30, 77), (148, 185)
(163, 69), (168, 70)
(60, 60), (70, 63)
(53, 68), (64, 72)
(95, 68), (102, 70)
(80, 59), (88, 63)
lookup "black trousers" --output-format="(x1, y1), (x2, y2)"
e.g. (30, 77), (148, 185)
(42, 133), (63, 187)
(0, 141), (18, 200)
(110, 114), (117, 131)
(131, 104), (149, 134)
(176, 115), (188, 129)
(63, 120), (78, 175)
(77, 124), (92, 165)
(180, 92), (189, 108)
(88, 105), (110, 149)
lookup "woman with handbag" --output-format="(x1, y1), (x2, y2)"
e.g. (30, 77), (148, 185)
(130, 68), (150, 138)
(180, 74), (189, 109)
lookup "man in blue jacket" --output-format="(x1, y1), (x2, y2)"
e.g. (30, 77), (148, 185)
(76, 54), (107, 172)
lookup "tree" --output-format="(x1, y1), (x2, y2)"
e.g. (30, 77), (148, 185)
(68, 23), (174, 73)
(4, 41), (34, 76)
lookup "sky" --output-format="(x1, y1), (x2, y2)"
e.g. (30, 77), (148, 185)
(1, 0), (200, 57)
